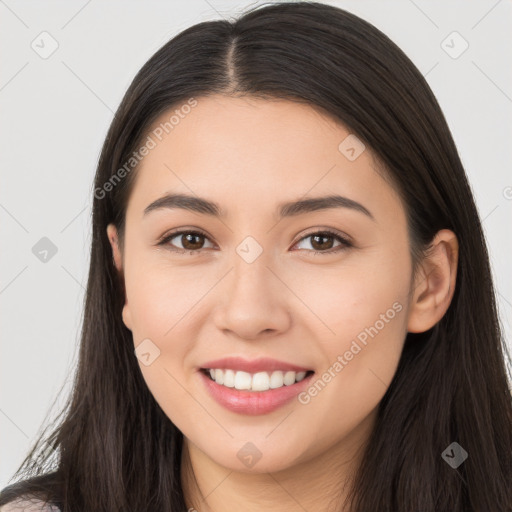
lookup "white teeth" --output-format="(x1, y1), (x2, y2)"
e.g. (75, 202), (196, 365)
(283, 371), (296, 386)
(223, 369), (235, 387)
(206, 368), (310, 391)
(234, 371), (252, 390)
(251, 372), (270, 391)
(296, 371), (307, 382)
(270, 370), (284, 389)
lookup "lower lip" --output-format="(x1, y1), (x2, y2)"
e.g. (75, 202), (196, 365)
(198, 369), (315, 415)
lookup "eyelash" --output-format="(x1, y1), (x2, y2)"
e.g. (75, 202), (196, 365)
(157, 228), (353, 256)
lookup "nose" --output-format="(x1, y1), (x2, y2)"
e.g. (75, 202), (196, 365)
(212, 254), (292, 340)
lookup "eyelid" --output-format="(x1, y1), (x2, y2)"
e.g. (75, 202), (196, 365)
(293, 226), (353, 246)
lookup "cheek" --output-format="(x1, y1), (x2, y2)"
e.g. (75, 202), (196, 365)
(285, 249), (410, 341)
(124, 258), (205, 339)
(290, 253), (409, 419)
(291, 296), (406, 463)
(123, 263), (200, 405)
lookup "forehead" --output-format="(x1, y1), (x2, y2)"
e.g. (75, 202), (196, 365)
(126, 94), (403, 223)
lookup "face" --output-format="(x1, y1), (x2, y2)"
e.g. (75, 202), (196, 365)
(108, 95), (415, 473)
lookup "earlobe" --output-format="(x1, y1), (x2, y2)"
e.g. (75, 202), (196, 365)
(407, 229), (459, 333)
(106, 224), (132, 331)
(106, 223), (123, 272)
(122, 304), (133, 331)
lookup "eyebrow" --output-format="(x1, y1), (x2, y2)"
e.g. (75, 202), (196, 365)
(143, 193), (375, 221)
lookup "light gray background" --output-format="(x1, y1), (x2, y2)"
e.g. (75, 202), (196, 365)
(1, 0), (511, 490)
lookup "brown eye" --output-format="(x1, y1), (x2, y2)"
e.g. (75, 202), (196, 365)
(293, 230), (352, 255)
(179, 232), (206, 250)
(159, 230), (215, 253)
(158, 228), (352, 256)
(310, 233), (335, 250)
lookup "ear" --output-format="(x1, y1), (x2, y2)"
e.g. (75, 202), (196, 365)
(407, 229), (459, 333)
(106, 223), (132, 331)
(107, 223), (123, 272)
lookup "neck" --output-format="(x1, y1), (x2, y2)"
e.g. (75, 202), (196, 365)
(181, 409), (377, 512)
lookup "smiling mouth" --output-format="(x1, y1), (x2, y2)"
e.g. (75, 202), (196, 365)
(200, 368), (315, 392)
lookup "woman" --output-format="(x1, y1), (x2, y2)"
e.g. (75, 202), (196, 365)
(1, 2), (511, 511)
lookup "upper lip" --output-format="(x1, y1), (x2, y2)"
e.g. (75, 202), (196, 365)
(200, 357), (313, 374)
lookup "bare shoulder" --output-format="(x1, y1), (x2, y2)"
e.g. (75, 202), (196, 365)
(0, 499), (60, 512)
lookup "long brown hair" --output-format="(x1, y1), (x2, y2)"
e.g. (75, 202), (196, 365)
(2, 2), (511, 511)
